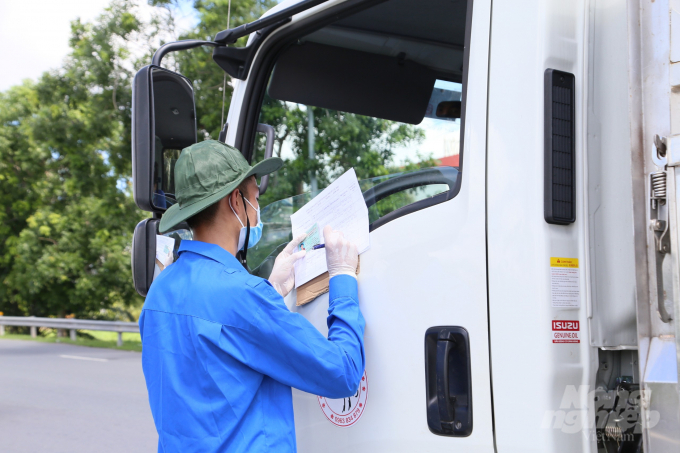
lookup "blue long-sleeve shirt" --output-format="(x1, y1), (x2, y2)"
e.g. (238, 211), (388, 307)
(139, 240), (365, 453)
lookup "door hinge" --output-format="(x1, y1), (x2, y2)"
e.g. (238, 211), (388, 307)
(651, 136), (673, 322)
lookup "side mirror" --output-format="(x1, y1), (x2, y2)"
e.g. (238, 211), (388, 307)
(132, 66), (197, 213)
(436, 101), (461, 119)
(131, 219), (158, 297)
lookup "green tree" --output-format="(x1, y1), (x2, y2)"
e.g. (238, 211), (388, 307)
(0, 0), (165, 320)
(0, 83), (46, 313)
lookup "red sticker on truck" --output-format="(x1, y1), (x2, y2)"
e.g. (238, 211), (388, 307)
(318, 370), (368, 427)
(552, 320), (580, 343)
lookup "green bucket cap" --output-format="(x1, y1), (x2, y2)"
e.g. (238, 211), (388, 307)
(158, 140), (283, 233)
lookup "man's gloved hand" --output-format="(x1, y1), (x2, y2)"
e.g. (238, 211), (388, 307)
(269, 233), (307, 297)
(323, 225), (358, 279)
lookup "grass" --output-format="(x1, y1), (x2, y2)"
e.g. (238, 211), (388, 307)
(0, 329), (142, 352)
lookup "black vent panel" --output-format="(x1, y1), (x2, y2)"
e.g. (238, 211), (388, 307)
(544, 69), (575, 225)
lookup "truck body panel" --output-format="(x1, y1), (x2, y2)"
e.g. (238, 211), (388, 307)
(132, 0), (680, 450)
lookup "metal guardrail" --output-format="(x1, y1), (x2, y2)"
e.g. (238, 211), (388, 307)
(0, 316), (139, 346)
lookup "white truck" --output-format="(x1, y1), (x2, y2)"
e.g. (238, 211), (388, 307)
(130, 0), (680, 451)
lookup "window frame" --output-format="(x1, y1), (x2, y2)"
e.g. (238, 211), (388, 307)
(234, 0), (474, 231)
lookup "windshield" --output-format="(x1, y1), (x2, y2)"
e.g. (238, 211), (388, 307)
(249, 167), (457, 277)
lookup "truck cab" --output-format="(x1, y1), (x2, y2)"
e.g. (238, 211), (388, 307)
(131, 0), (680, 451)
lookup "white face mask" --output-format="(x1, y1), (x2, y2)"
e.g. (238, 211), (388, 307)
(229, 195), (262, 251)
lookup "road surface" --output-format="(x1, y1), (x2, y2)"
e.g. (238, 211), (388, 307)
(0, 339), (157, 453)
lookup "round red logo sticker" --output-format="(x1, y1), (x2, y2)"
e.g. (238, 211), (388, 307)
(318, 370), (368, 427)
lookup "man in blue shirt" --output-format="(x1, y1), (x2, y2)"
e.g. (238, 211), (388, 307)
(140, 140), (365, 453)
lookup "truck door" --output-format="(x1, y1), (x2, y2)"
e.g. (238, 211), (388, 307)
(229, 0), (494, 450)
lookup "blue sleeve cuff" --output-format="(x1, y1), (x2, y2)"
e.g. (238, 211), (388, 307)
(329, 274), (358, 303)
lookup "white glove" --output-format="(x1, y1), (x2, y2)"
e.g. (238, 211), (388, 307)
(268, 233), (307, 297)
(323, 225), (359, 279)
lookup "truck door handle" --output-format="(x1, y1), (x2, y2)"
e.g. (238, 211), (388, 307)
(425, 326), (472, 436)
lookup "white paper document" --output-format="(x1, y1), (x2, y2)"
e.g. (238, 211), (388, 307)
(156, 235), (176, 269)
(291, 168), (369, 287)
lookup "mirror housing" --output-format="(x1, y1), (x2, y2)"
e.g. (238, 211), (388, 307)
(132, 65), (197, 213)
(131, 218), (158, 297)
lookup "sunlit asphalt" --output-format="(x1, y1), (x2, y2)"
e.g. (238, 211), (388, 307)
(0, 339), (157, 453)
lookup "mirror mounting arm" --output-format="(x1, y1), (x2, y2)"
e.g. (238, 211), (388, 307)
(152, 40), (221, 67)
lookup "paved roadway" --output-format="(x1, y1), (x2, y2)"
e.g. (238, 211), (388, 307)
(0, 339), (157, 453)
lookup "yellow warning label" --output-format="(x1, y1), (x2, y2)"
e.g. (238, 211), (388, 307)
(550, 257), (579, 268)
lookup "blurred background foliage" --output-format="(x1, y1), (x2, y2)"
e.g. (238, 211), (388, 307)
(0, 0), (436, 321)
(0, 0), (156, 321)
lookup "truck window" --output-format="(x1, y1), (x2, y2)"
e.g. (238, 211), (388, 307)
(248, 0), (469, 275)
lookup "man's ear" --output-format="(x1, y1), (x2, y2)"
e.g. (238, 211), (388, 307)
(228, 188), (242, 212)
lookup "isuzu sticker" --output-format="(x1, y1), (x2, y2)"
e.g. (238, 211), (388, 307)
(318, 370), (368, 427)
(552, 320), (580, 343)
(550, 257), (580, 308)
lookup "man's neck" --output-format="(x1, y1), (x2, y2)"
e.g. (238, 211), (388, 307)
(193, 226), (239, 257)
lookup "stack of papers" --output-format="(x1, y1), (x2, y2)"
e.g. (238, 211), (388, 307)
(291, 168), (370, 287)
